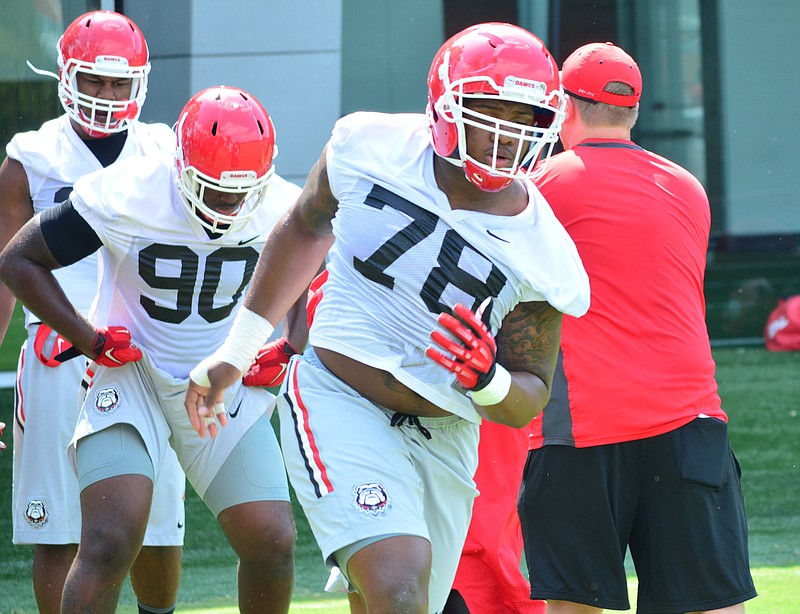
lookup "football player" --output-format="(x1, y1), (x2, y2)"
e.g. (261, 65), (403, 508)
(0, 11), (185, 614)
(185, 23), (589, 614)
(0, 86), (304, 614)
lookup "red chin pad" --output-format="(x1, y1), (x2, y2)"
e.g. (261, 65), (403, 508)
(114, 101), (139, 120)
(463, 160), (514, 192)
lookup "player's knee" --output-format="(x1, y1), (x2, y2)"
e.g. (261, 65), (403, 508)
(352, 562), (429, 613)
(235, 514), (296, 576)
(364, 579), (428, 613)
(79, 524), (141, 573)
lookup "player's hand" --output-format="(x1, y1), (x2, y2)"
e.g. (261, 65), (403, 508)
(89, 326), (142, 367)
(184, 358), (241, 438)
(426, 303), (498, 390)
(0, 421), (6, 451)
(242, 338), (297, 388)
(52, 325), (141, 366)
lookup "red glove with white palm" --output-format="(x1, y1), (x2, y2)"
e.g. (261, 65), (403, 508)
(426, 303), (498, 390)
(427, 302), (512, 406)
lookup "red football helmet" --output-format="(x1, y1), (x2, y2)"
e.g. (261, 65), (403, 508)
(427, 23), (565, 192)
(28, 11), (151, 137)
(175, 86), (277, 234)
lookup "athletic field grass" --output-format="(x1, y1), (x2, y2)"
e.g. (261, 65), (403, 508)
(0, 345), (798, 612)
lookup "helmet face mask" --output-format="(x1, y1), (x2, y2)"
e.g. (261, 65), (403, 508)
(427, 23), (566, 192)
(175, 87), (277, 235)
(56, 11), (150, 137)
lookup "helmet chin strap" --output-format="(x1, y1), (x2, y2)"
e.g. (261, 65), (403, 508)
(26, 60), (58, 80)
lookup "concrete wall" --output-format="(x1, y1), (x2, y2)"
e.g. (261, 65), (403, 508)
(717, 0), (800, 235)
(127, 0), (342, 188)
(340, 0), (443, 115)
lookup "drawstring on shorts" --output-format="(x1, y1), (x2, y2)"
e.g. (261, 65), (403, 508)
(390, 412), (432, 440)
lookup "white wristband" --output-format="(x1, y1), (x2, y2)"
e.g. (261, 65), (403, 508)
(468, 364), (512, 406)
(190, 307), (275, 386)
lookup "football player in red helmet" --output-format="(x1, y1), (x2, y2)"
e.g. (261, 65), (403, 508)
(427, 23), (565, 192)
(0, 10), (185, 614)
(185, 22), (588, 614)
(0, 83), (303, 613)
(29, 10), (149, 138)
(175, 87), (277, 234)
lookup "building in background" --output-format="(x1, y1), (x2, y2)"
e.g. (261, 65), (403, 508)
(2, 0), (798, 342)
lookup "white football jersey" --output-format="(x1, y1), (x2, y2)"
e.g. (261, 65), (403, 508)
(6, 115), (176, 327)
(70, 153), (300, 378)
(311, 112), (590, 422)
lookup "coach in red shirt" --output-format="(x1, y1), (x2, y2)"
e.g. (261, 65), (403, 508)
(519, 42), (756, 614)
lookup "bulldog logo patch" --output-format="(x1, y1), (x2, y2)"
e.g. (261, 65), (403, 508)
(353, 481), (390, 516)
(25, 499), (48, 527)
(94, 387), (120, 416)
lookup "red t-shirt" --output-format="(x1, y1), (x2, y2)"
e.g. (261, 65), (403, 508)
(529, 139), (724, 449)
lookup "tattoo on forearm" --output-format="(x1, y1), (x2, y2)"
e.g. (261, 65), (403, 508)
(497, 301), (562, 385)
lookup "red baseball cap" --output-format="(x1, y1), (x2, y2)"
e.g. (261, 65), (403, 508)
(561, 42), (642, 107)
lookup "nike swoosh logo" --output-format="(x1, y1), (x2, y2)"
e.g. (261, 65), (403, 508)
(229, 399), (243, 418)
(177, 522), (184, 529)
(104, 349), (124, 364)
(271, 364), (287, 384)
(238, 236), (259, 245)
(486, 229), (510, 243)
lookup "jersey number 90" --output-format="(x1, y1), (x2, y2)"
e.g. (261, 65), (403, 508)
(138, 244), (259, 324)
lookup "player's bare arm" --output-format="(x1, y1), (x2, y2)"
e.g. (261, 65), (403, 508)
(0, 156), (35, 344)
(428, 299), (562, 427)
(488, 300), (562, 427)
(0, 213), (98, 355)
(185, 147), (337, 435)
(245, 146), (337, 322)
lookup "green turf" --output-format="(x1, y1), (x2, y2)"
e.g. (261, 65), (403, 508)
(0, 346), (798, 612)
(0, 301), (25, 372)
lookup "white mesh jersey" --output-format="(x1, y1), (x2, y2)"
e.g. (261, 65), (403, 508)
(6, 115), (176, 327)
(70, 153), (300, 378)
(311, 112), (590, 423)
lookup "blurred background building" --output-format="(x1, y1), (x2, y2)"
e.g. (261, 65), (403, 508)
(2, 0), (798, 343)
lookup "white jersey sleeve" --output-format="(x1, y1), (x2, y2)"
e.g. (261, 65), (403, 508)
(6, 116), (177, 326)
(70, 155), (300, 378)
(311, 112), (589, 422)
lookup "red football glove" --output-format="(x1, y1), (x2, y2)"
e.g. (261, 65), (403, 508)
(33, 324), (74, 367)
(426, 303), (498, 390)
(242, 338), (298, 388)
(306, 269), (329, 327)
(89, 326), (143, 367)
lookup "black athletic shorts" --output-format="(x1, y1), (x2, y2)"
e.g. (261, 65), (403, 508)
(518, 417), (757, 613)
